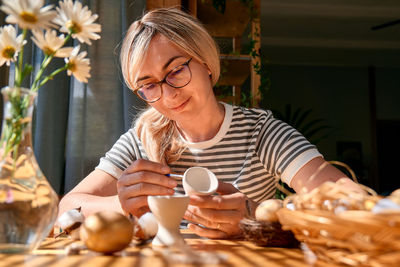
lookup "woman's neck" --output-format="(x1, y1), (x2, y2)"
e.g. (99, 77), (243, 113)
(176, 101), (225, 143)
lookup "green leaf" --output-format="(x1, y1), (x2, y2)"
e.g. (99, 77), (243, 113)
(299, 118), (325, 134)
(212, 0), (226, 13)
(311, 129), (336, 145)
(303, 125), (331, 140)
(295, 108), (313, 129)
(20, 64), (33, 84)
(291, 107), (302, 128)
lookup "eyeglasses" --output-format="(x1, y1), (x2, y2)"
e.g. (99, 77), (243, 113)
(133, 58), (193, 103)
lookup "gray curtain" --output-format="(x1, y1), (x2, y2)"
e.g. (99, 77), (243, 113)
(31, 0), (146, 195)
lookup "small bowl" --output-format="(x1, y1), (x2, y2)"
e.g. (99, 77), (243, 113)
(239, 218), (299, 248)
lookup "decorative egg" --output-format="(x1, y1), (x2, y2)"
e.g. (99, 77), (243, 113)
(80, 211), (133, 253)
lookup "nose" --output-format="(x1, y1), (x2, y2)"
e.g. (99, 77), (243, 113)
(161, 83), (178, 99)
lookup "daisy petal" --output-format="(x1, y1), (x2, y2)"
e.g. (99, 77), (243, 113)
(54, 0), (101, 45)
(65, 46), (91, 83)
(1, 0), (57, 30)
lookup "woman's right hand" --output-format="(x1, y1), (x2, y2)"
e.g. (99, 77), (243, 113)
(116, 159), (177, 217)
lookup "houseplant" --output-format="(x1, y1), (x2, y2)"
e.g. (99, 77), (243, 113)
(0, 0), (100, 253)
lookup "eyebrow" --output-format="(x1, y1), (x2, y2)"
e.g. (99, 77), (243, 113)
(136, 55), (183, 83)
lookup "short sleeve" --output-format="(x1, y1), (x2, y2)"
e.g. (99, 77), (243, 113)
(95, 128), (142, 179)
(255, 113), (322, 187)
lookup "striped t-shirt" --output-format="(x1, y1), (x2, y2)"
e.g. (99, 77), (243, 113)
(96, 103), (321, 202)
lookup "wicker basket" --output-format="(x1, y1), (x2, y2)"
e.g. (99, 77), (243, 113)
(277, 182), (400, 266)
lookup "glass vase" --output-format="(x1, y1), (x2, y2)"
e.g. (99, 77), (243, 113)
(0, 87), (59, 253)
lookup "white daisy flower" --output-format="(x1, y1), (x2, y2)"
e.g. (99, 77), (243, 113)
(54, 0), (101, 45)
(65, 45), (91, 83)
(0, 25), (26, 67)
(0, 0), (57, 30)
(31, 30), (73, 57)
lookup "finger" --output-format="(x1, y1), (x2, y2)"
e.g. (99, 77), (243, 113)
(124, 159), (170, 175)
(184, 210), (234, 231)
(125, 204), (150, 218)
(135, 206), (151, 218)
(217, 182), (239, 195)
(118, 171), (177, 188)
(119, 195), (148, 215)
(184, 210), (217, 229)
(189, 193), (245, 210)
(120, 183), (175, 199)
(187, 223), (228, 239)
(186, 205), (242, 224)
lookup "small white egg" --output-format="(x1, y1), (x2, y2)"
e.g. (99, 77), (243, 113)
(390, 188), (400, 197)
(57, 209), (85, 230)
(372, 198), (400, 214)
(138, 212), (158, 239)
(255, 199), (283, 222)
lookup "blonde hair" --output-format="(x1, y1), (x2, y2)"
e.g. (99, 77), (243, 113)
(120, 8), (220, 164)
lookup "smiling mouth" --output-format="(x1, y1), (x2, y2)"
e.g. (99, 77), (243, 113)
(172, 97), (190, 111)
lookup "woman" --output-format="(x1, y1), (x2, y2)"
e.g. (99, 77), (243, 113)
(59, 8), (358, 239)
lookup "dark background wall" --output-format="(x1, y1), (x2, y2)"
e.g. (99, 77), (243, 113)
(260, 64), (399, 193)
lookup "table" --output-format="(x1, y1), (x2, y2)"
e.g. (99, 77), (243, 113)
(0, 231), (340, 267)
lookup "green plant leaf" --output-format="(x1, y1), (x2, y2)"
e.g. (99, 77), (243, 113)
(303, 125), (331, 140)
(291, 107), (302, 128)
(20, 64), (33, 84)
(295, 108), (313, 129)
(299, 118), (325, 134)
(311, 129), (336, 145)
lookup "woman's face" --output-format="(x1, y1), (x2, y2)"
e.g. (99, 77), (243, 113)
(135, 34), (216, 123)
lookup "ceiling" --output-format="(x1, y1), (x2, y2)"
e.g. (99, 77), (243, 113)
(260, 0), (400, 67)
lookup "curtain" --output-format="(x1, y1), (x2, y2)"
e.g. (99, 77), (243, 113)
(30, 0), (146, 195)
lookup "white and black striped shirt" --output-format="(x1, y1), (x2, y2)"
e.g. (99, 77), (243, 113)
(96, 103), (321, 202)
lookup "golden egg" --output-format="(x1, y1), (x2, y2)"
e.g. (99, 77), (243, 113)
(80, 211), (133, 253)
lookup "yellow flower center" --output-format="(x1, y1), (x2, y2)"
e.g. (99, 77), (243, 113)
(67, 62), (76, 72)
(20, 11), (38, 23)
(2, 46), (15, 59)
(43, 46), (54, 56)
(66, 21), (82, 34)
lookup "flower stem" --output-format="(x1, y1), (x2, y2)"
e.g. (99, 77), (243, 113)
(15, 29), (27, 87)
(37, 65), (68, 89)
(63, 33), (72, 46)
(31, 32), (72, 92)
(31, 55), (51, 92)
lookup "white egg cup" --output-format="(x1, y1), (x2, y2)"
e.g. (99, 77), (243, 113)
(148, 194), (189, 247)
(182, 167), (218, 196)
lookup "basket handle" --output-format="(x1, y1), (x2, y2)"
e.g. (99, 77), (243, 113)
(328, 160), (358, 183)
(275, 180), (294, 196)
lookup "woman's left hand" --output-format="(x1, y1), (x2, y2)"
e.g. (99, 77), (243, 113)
(183, 182), (248, 239)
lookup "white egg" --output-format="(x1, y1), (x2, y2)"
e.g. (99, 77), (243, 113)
(255, 199), (283, 222)
(372, 198), (400, 214)
(138, 212), (158, 239)
(57, 209), (84, 230)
